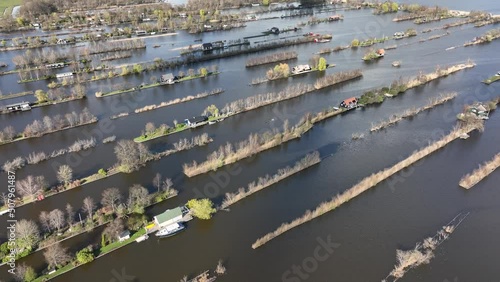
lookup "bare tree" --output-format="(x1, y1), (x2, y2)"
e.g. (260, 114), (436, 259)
(162, 178), (173, 193)
(57, 164), (73, 185)
(43, 243), (70, 269)
(101, 187), (122, 212)
(114, 140), (140, 172)
(103, 218), (124, 243)
(82, 197), (95, 219)
(66, 203), (75, 227)
(152, 173), (161, 192)
(39, 211), (51, 233)
(16, 175), (45, 200)
(14, 263), (35, 282)
(49, 209), (66, 232)
(127, 184), (150, 213)
(15, 219), (40, 251)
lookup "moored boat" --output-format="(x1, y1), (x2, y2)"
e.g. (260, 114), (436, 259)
(155, 222), (185, 238)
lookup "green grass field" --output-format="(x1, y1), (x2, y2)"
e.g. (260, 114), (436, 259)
(0, 0), (21, 16)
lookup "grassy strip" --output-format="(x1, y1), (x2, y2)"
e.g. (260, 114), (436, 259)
(3, 191), (176, 264)
(18, 75), (56, 83)
(221, 152), (321, 209)
(96, 72), (219, 98)
(252, 120), (486, 249)
(0, 134), (210, 212)
(134, 70), (362, 143)
(483, 74), (500, 85)
(358, 62), (475, 106)
(31, 95), (85, 109)
(250, 65), (335, 85)
(111, 89), (225, 120)
(370, 92), (457, 132)
(33, 229), (147, 282)
(0, 91), (33, 101)
(459, 153), (500, 189)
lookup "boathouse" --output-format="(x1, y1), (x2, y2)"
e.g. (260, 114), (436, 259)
(154, 207), (183, 228)
(185, 116), (209, 127)
(340, 97), (358, 109)
(202, 43), (213, 51)
(5, 101), (31, 112)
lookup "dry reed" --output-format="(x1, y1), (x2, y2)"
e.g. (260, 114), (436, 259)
(459, 153), (500, 189)
(371, 92), (457, 132)
(246, 51), (298, 67)
(221, 152), (320, 209)
(252, 122), (483, 249)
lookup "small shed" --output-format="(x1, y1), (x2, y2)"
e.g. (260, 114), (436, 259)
(202, 43), (213, 51)
(154, 207), (183, 228)
(340, 97), (358, 109)
(161, 73), (176, 84)
(118, 230), (130, 242)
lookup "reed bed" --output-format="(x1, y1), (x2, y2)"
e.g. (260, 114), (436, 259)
(383, 212), (469, 282)
(246, 51), (298, 67)
(220, 152), (320, 209)
(459, 153), (500, 189)
(370, 92), (457, 132)
(313, 70), (362, 89)
(135, 89), (224, 114)
(183, 117), (314, 177)
(2, 138), (97, 172)
(251, 122), (484, 249)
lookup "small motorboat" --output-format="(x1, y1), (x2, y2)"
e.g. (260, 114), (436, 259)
(153, 44), (161, 48)
(392, 61), (401, 67)
(155, 223), (185, 238)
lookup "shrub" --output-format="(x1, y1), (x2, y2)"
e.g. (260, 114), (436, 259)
(187, 199), (216, 220)
(351, 39), (360, 47)
(75, 247), (94, 265)
(98, 169), (107, 176)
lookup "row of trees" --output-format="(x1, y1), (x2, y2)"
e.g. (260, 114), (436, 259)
(22, 108), (96, 138)
(35, 84), (86, 103)
(2, 138), (96, 172)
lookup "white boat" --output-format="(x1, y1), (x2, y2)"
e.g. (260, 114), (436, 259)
(155, 223), (185, 238)
(135, 234), (149, 242)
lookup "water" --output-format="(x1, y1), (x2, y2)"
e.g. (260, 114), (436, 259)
(0, 1), (499, 281)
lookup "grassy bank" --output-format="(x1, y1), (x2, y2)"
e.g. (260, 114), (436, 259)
(221, 152), (321, 209)
(134, 70), (362, 143)
(358, 62), (475, 106)
(0, 134), (210, 213)
(483, 74), (500, 85)
(96, 71), (220, 98)
(252, 120), (486, 249)
(459, 153), (500, 189)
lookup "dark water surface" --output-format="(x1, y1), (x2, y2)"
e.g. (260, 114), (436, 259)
(0, 1), (499, 281)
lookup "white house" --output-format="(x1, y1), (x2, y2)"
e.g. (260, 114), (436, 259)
(118, 230), (130, 242)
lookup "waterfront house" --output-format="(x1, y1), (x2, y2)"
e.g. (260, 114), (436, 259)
(160, 73), (176, 84)
(340, 97), (358, 109)
(185, 116), (209, 127)
(5, 101), (31, 112)
(154, 207), (183, 228)
(118, 230), (131, 242)
(291, 64), (312, 74)
(202, 43), (213, 51)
